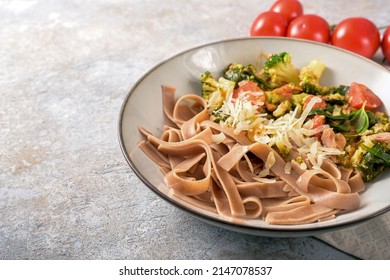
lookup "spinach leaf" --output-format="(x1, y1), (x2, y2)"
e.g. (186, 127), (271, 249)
(351, 106), (369, 134)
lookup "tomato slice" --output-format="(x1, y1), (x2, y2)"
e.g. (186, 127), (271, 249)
(233, 81), (264, 97)
(233, 81), (265, 104)
(347, 82), (382, 110)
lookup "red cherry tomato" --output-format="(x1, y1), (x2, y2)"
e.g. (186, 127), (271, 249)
(249, 11), (288, 37)
(270, 0), (303, 23)
(382, 26), (390, 61)
(287, 14), (330, 43)
(331, 17), (380, 59)
(234, 81), (262, 95)
(233, 81), (265, 105)
(347, 82), (382, 110)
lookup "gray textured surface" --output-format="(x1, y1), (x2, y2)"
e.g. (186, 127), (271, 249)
(1, 0), (388, 260)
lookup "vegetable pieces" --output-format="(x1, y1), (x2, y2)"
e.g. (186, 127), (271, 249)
(352, 141), (390, 182)
(200, 52), (390, 182)
(261, 52), (300, 88)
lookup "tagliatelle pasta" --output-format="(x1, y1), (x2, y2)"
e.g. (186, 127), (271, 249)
(138, 85), (367, 225)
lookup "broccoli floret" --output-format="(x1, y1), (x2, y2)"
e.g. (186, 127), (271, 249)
(200, 71), (219, 102)
(291, 93), (309, 107)
(224, 63), (272, 90)
(200, 71), (235, 110)
(298, 60), (349, 99)
(299, 59), (328, 95)
(261, 52), (300, 88)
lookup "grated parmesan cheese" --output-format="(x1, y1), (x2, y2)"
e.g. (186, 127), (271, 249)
(253, 177), (276, 184)
(265, 151), (276, 169)
(284, 162), (292, 174)
(214, 89), (345, 164)
(257, 168), (270, 178)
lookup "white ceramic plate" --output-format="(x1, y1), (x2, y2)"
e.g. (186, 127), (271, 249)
(118, 37), (390, 237)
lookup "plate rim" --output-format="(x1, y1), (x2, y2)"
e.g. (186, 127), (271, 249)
(118, 36), (390, 236)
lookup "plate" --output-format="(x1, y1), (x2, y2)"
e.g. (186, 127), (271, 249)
(118, 37), (390, 237)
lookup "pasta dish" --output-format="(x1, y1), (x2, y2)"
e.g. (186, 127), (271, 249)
(138, 52), (390, 225)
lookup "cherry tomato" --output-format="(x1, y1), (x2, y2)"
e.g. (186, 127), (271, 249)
(249, 11), (288, 37)
(287, 14), (330, 43)
(270, 0), (303, 23)
(331, 17), (380, 59)
(347, 82), (382, 110)
(233, 81), (265, 105)
(382, 26), (390, 61)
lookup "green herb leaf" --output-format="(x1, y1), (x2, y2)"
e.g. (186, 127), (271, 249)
(351, 105), (369, 134)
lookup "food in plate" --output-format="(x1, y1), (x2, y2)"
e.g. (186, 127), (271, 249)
(137, 52), (390, 225)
